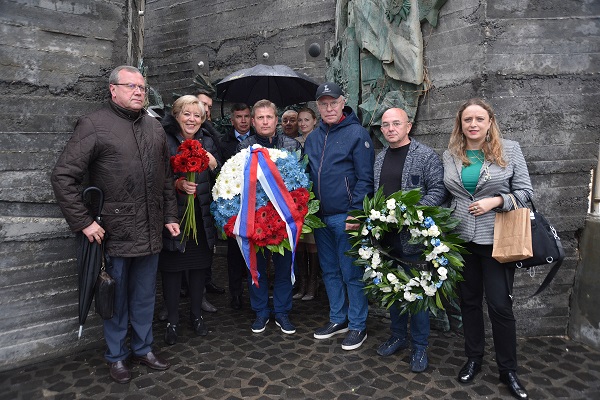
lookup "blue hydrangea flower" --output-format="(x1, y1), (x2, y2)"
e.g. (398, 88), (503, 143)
(422, 216), (435, 228)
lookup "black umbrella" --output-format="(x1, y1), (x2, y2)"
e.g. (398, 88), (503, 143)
(76, 186), (104, 339)
(216, 64), (320, 108)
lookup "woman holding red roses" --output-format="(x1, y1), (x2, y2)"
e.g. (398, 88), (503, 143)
(159, 95), (221, 345)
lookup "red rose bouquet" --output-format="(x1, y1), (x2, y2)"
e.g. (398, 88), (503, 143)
(170, 139), (210, 243)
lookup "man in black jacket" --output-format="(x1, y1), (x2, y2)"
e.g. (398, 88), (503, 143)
(219, 103), (255, 310)
(194, 89), (226, 304)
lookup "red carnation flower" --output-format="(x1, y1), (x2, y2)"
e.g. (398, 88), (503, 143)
(291, 188), (310, 204)
(171, 139), (210, 243)
(224, 215), (237, 237)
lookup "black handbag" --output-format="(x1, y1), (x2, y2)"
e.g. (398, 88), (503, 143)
(95, 255), (115, 320)
(510, 199), (565, 296)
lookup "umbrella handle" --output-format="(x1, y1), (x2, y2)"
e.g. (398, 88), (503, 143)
(83, 186), (104, 223)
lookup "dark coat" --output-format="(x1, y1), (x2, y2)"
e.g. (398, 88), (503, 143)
(236, 132), (301, 153)
(201, 120), (224, 161)
(161, 114), (222, 251)
(220, 126), (256, 162)
(51, 101), (178, 257)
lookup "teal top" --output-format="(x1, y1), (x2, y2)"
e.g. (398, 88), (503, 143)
(461, 150), (484, 194)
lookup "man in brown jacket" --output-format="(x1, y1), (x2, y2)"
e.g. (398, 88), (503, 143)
(51, 65), (180, 384)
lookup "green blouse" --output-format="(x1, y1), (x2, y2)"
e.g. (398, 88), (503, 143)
(461, 150), (484, 194)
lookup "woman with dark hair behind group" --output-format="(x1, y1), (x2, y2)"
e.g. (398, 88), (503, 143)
(443, 98), (531, 399)
(159, 95), (221, 345)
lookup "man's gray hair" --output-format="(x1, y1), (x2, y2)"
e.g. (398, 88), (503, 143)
(109, 65), (142, 84)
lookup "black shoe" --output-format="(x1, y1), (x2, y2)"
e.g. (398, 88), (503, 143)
(206, 282), (225, 294)
(108, 360), (131, 384)
(500, 371), (529, 399)
(164, 323), (177, 345)
(191, 316), (208, 336)
(201, 297), (217, 313)
(314, 321), (348, 339)
(457, 360), (481, 383)
(230, 295), (242, 310)
(132, 351), (170, 371)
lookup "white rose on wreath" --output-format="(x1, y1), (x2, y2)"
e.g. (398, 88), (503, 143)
(346, 187), (466, 316)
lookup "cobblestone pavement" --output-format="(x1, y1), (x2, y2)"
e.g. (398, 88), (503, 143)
(1, 253), (600, 399)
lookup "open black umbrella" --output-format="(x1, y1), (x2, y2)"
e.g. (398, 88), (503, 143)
(216, 64), (320, 108)
(76, 186), (104, 339)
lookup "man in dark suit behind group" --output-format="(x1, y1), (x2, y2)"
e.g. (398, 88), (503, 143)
(219, 103), (255, 310)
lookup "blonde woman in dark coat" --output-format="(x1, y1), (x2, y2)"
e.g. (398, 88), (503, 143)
(159, 95), (221, 345)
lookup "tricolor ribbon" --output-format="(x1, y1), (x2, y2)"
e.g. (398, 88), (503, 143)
(233, 145), (303, 287)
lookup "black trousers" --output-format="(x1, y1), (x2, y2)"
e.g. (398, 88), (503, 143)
(227, 237), (246, 296)
(459, 242), (517, 373)
(162, 269), (207, 325)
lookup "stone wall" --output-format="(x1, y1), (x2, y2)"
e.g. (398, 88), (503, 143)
(415, 0), (600, 336)
(143, 0), (336, 110)
(0, 0), (142, 372)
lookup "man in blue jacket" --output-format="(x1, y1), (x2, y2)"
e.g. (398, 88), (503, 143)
(304, 82), (374, 350)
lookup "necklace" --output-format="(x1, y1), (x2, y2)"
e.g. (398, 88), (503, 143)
(465, 150), (491, 181)
(467, 150), (485, 164)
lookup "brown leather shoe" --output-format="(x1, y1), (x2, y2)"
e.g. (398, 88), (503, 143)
(132, 351), (170, 371)
(108, 360), (131, 384)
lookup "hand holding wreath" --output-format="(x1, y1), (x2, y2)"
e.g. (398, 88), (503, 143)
(347, 187), (466, 315)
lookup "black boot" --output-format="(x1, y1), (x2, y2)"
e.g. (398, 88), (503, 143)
(302, 252), (320, 301)
(293, 251), (308, 299)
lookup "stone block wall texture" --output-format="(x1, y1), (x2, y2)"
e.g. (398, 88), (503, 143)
(0, 0), (598, 372)
(143, 0), (336, 110)
(415, 1), (600, 336)
(0, 0), (137, 371)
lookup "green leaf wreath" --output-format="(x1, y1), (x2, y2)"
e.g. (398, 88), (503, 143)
(347, 187), (466, 316)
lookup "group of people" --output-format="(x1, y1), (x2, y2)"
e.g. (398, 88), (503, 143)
(51, 65), (530, 399)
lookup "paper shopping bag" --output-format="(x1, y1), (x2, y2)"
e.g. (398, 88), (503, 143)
(492, 205), (533, 263)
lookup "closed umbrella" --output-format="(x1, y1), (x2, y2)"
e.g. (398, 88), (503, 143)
(216, 64), (320, 108)
(76, 186), (104, 339)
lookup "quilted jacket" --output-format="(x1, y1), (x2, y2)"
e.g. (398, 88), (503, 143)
(51, 100), (178, 257)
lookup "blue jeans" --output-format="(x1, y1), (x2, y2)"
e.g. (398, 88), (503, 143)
(104, 254), (159, 363)
(247, 249), (293, 318)
(314, 213), (368, 331)
(389, 253), (430, 347)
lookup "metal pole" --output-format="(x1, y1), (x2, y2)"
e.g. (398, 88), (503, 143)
(592, 142), (600, 215)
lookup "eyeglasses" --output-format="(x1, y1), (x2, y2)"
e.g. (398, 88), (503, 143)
(317, 100), (341, 109)
(381, 121), (408, 130)
(112, 83), (148, 93)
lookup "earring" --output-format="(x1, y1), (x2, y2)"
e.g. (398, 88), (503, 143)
(485, 132), (491, 142)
